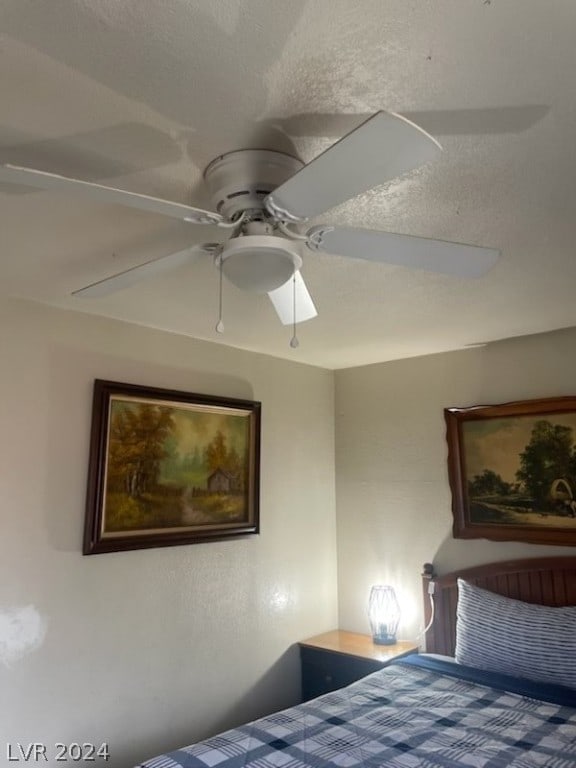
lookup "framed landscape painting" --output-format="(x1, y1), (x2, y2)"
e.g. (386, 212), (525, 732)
(83, 380), (260, 554)
(445, 396), (576, 546)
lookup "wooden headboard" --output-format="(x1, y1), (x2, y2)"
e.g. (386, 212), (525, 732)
(422, 557), (576, 656)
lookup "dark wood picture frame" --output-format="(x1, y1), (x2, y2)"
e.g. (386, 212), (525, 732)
(83, 380), (260, 554)
(445, 396), (576, 546)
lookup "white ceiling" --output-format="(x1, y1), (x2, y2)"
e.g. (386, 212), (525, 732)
(1, 0), (576, 369)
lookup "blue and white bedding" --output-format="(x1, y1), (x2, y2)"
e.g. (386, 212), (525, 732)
(138, 656), (576, 768)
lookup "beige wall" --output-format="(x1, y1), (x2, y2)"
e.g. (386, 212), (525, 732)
(0, 299), (337, 768)
(335, 327), (576, 642)
(5, 295), (576, 766)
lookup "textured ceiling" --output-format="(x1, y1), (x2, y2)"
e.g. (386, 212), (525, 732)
(1, 0), (575, 369)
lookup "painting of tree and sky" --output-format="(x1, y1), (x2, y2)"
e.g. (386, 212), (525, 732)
(464, 413), (576, 528)
(102, 396), (253, 535)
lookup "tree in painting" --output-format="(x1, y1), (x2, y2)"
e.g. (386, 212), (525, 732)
(516, 421), (576, 506)
(107, 403), (175, 498)
(468, 469), (512, 497)
(204, 430), (245, 490)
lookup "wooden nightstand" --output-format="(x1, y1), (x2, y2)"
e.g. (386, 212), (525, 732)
(299, 630), (418, 701)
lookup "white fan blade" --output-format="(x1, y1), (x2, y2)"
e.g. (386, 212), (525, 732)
(268, 271), (317, 325)
(265, 111), (441, 221)
(307, 226), (499, 278)
(276, 105), (550, 138)
(0, 163), (223, 225)
(72, 245), (211, 298)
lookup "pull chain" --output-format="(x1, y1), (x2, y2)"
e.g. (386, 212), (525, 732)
(290, 273), (299, 348)
(215, 256), (224, 333)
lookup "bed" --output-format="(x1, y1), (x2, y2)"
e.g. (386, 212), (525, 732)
(137, 557), (576, 768)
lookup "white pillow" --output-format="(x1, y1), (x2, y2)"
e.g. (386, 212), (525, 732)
(455, 579), (576, 689)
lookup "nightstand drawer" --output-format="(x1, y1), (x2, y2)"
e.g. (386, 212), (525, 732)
(300, 646), (388, 700)
(299, 631), (418, 701)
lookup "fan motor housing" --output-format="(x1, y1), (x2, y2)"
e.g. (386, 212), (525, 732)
(204, 149), (304, 220)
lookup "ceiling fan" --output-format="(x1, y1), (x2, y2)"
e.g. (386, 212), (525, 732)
(0, 110), (499, 331)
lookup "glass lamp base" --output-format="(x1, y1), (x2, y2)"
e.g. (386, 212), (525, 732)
(372, 634), (397, 645)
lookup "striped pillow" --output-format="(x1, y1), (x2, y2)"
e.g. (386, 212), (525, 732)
(455, 579), (576, 689)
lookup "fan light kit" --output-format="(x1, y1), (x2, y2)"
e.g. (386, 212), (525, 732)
(217, 233), (302, 293)
(0, 111), (501, 346)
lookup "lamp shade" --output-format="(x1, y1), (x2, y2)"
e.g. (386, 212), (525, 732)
(368, 585), (400, 645)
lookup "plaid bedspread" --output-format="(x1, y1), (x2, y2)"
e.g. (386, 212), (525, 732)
(138, 657), (576, 768)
